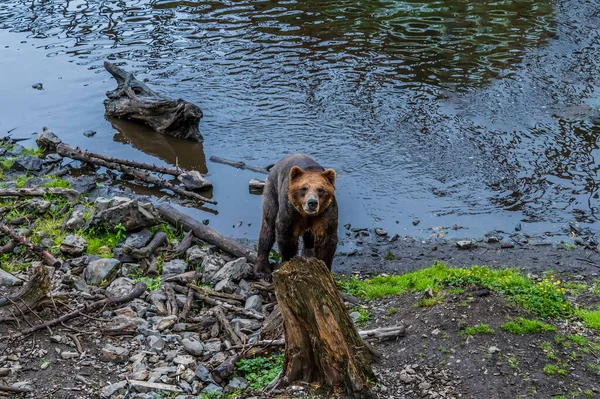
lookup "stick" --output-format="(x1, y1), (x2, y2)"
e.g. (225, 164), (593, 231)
(123, 231), (168, 260)
(157, 204), (257, 263)
(173, 230), (194, 257)
(56, 144), (216, 205)
(213, 306), (242, 346)
(0, 223), (60, 267)
(0, 385), (32, 393)
(165, 283), (179, 319)
(180, 269), (200, 320)
(172, 285), (264, 320)
(209, 156), (269, 174)
(1, 282), (147, 340)
(0, 188), (79, 202)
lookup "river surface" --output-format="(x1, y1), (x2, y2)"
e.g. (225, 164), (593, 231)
(1, 0), (600, 241)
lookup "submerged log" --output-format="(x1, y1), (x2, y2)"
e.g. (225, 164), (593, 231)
(103, 61), (203, 142)
(209, 156), (270, 174)
(273, 257), (376, 399)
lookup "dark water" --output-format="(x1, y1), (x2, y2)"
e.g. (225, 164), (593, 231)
(1, 0), (599, 241)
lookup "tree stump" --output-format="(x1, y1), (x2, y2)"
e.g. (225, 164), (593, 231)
(273, 257), (376, 399)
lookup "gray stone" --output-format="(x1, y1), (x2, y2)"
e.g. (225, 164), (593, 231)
(214, 278), (237, 294)
(83, 130), (97, 137)
(182, 338), (204, 356)
(244, 295), (263, 313)
(186, 245), (212, 266)
(226, 376), (248, 391)
(155, 315), (178, 331)
(488, 346), (501, 354)
(15, 156), (43, 172)
(0, 268), (21, 287)
(173, 355), (196, 366)
(177, 171), (212, 191)
(162, 259), (188, 275)
(125, 230), (154, 249)
(419, 382), (432, 390)
(107, 277), (135, 297)
(202, 383), (223, 394)
(84, 258), (121, 286)
(36, 127), (62, 151)
(23, 197), (51, 213)
(202, 256), (226, 282)
(21, 177), (52, 189)
(60, 351), (79, 360)
(375, 228), (387, 236)
(88, 197), (160, 231)
(65, 205), (87, 231)
(203, 339), (222, 353)
(60, 235), (88, 257)
(179, 379), (193, 393)
(211, 258), (251, 283)
(147, 335), (165, 352)
(129, 380), (183, 394)
(100, 344), (129, 363)
(70, 175), (96, 194)
(99, 380), (127, 398)
(456, 240), (475, 249)
(32, 82), (44, 90)
(231, 318), (262, 331)
(130, 370), (149, 381)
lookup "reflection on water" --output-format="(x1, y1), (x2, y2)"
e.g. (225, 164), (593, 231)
(2, 0), (600, 239)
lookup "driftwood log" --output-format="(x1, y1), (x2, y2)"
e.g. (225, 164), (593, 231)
(273, 257), (376, 399)
(157, 204), (257, 263)
(103, 61), (203, 142)
(0, 188), (80, 203)
(123, 231), (168, 260)
(209, 156), (270, 174)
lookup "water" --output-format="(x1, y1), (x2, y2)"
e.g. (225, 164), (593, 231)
(1, 0), (599, 241)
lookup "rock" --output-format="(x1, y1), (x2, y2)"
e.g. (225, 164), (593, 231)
(173, 355), (196, 367)
(244, 295), (263, 313)
(456, 240), (474, 249)
(155, 315), (178, 331)
(36, 127), (62, 151)
(162, 259), (188, 275)
(100, 381), (127, 398)
(211, 258), (251, 283)
(375, 228), (387, 236)
(147, 335), (165, 352)
(60, 235), (88, 256)
(186, 245), (211, 266)
(125, 230), (154, 249)
(88, 197), (160, 231)
(227, 376), (248, 391)
(14, 156), (44, 172)
(487, 236), (500, 243)
(202, 256), (226, 282)
(70, 175), (97, 194)
(83, 130), (97, 137)
(32, 82), (43, 90)
(100, 344), (129, 363)
(64, 205), (87, 231)
(177, 170), (212, 191)
(84, 258), (121, 286)
(130, 370), (149, 381)
(350, 311), (360, 323)
(412, 220), (420, 226)
(182, 338), (204, 356)
(419, 382), (432, 390)
(195, 364), (216, 384)
(202, 383), (223, 394)
(107, 277), (135, 297)
(0, 268), (21, 287)
(60, 351), (79, 360)
(501, 242), (514, 249)
(129, 380), (183, 394)
(515, 223), (522, 231)
(203, 338), (222, 353)
(399, 372), (415, 383)
(231, 318), (262, 331)
(488, 346), (501, 354)
(214, 278), (237, 294)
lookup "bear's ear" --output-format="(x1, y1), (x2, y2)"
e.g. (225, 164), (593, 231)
(322, 169), (336, 187)
(290, 166), (304, 181)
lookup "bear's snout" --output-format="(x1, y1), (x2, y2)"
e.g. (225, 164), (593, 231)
(306, 198), (319, 212)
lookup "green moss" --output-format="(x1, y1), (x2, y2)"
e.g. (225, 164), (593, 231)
(500, 317), (556, 334)
(15, 174), (30, 188)
(464, 323), (495, 336)
(0, 157), (15, 171)
(575, 308), (600, 330)
(44, 178), (71, 188)
(352, 307), (370, 326)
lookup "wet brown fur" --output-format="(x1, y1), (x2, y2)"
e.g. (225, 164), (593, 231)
(254, 154), (338, 281)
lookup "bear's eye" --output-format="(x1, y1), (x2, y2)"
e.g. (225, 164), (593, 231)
(300, 186), (308, 194)
(317, 188), (325, 196)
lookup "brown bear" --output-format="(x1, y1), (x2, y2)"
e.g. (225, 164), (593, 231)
(254, 154), (338, 281)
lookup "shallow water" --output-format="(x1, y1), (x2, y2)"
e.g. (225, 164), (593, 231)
(1, 0), (599, 240)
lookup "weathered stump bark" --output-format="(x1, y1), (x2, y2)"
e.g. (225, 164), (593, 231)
(103, 61), (203, 142)
(273, 257), (376, 399)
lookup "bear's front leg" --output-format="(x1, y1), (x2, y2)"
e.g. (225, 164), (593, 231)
(314, 231), (338, 270)
(254, 218), (276, 281)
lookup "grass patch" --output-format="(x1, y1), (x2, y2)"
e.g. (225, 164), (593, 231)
(575, 308), (600, 330)
(44, 178), (71, 188)
(22, 147), (44, 157)
(567, 334), (589, 346)
(15, 174), (30, 188)
(543, 363), (567, 376)
(336, 262), (570, 318)
(236, 353), (283, 391)
(352, 307), (370, 326)
(0, 157), (15, 171)
(159, 222), (184, 242)
(500, 317), (556, 334)
(387, 307), (398, 316)
(464, 323), (495, 336)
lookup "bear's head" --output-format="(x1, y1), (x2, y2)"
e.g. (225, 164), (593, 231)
(288, 166), (336, 216)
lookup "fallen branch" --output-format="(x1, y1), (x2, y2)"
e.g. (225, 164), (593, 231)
(158, 204), (257, 263)
(0, 385), (32, 393)
(173, 230), (194, 257)
(123, 231), (168, 260)
(210, 156), (269, 174)
(165, 283), (179, 319)
(180, 269), (200, 320)
(56, 143), (216, 205)
(1, 282), (147, 340)
(0, 223), (60, 267)
(172, 285), (264, 320)
(213, 306), (243, 346)
(0, 188), (79, 203)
